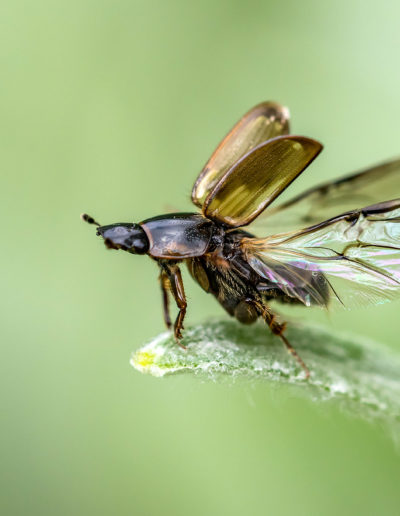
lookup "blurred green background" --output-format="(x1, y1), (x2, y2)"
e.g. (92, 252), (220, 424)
(2, 0), (400, 514)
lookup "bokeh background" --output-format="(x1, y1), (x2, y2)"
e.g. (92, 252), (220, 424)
(2, 1), (400, 514)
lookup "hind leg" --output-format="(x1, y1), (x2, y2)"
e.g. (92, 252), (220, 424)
(254, 300), (310, 379)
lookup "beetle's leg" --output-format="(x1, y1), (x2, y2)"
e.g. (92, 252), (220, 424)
(164, 264), (187, 347)
(255, 301), (310, 379)
(159, 270), (172, 330)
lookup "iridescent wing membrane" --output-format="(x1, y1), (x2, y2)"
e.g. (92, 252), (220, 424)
(192, 102), (322, 227)
(242, 199), (400, 309)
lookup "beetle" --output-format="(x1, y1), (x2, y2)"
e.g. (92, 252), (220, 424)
(82, 101), (400, 378)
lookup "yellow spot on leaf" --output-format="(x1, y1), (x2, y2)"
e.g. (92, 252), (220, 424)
(133, 350), (156, 369)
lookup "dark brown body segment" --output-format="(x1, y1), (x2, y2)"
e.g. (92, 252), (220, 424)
(141, 213), (215, 259)
(185, 229), (311, 376)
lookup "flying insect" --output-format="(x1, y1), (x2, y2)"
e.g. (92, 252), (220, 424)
(82, 102), (400, 378)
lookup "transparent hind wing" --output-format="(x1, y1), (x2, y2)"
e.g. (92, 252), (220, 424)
(249, 158), (400, 235)
(192, 102), (290, 209)
(242, 199), (400, 308)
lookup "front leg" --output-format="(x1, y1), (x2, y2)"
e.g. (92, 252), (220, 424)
(162, 263), (187, 346)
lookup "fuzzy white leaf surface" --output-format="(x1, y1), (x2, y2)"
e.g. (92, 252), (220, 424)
(131, 320), (400, 428)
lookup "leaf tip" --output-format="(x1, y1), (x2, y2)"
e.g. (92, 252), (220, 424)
(131, 350), (157, 372)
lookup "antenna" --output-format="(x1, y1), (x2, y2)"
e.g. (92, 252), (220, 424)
(80, 213), (101, 226)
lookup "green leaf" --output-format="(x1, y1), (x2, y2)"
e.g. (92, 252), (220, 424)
(131, 320), (400, 427)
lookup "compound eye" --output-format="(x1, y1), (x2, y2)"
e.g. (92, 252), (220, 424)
(132, 236), (148, 254)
